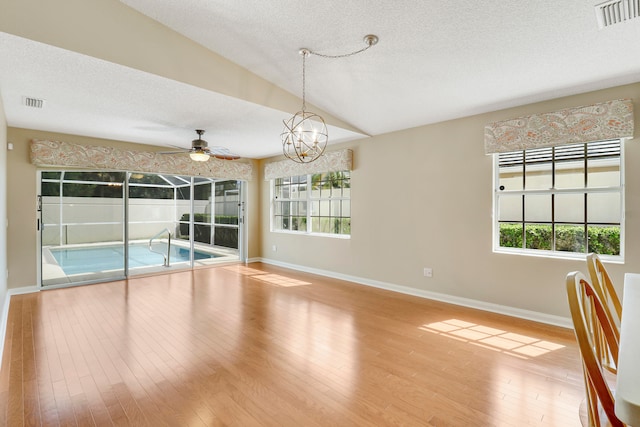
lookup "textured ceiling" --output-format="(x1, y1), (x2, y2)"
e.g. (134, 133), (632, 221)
(2, 0), (640, 159)
(0, 33), (363, 158)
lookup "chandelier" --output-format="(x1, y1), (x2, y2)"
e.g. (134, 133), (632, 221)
(281, 35), (379, 163)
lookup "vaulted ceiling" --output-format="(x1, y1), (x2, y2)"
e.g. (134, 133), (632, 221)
(1, 0), (640, 159)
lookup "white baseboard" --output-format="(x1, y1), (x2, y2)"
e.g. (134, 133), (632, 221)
(253, 258), (572, 329)
(8, 286), (40, 296)
(0, 292), (10, 369)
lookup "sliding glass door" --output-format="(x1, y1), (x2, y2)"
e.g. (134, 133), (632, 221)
(39, 170), (243, 287)
(127, 173), (193, 276)
(40, 171), (126, 286)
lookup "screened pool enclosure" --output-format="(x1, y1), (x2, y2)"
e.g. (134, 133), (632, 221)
(39, 171), (244, 286)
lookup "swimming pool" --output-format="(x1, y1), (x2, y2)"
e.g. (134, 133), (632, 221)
(49, 243), (220, 275)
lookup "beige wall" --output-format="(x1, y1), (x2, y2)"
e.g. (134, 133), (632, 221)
(6, 127), (261, 288)
(5, 84), (640, 319)
(260, 82), (640, 319)
(0, 94), (7, 311)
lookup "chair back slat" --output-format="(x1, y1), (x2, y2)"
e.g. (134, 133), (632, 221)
(586, 253), (623, 330)
(566, 271), (624, 427)
(586, 253), (622, 375)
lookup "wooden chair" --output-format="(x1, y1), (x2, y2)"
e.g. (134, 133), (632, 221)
(586, 253), (623, 374)
(566, 271), (625, 427)
(586, 253), (623, 330)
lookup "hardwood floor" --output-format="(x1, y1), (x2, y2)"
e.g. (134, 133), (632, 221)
(0, 263), (585, 426)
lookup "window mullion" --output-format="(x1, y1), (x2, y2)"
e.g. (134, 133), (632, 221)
(522, 150), (526, 249)
(306, 174), (312, 233)
(584, 143), (589, 253)
(271, 172), (350, 237)
(551, 146), (556, 252)
(496, 140), (621, 258)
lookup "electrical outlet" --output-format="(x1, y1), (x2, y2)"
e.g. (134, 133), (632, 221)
(272, 245), (277, 252)
(423, 267), (433, 278)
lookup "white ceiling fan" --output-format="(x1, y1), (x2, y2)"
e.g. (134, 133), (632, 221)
(160, 129), (240, 161)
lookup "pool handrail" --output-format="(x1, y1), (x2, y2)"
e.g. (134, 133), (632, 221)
(149, 228), (172, 267)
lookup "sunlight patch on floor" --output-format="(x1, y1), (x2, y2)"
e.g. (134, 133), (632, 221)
(419, 318), (565, 359)
(253, 274), (311, 287)
(222, 265), (312, 287)
(222, 265), (266, 275)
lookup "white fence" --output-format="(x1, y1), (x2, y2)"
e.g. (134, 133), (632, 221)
(41, 196), (238, 245)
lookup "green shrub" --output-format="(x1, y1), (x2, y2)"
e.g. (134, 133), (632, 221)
(555, 225), (585, 253)
(525, 224), (552, 250)
(587, 226), (620, 255)
(179, 213), (238, 225)
(499, 223), (620, 255)
(499, 223), (523, 248)
(177, 213), (239, 249)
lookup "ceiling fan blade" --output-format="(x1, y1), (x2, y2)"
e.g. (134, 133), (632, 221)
(208, 146), (240, 160)
(154, 131), (240, 160)
(210, 153), (241, 160)
(157, 149), (190, 155)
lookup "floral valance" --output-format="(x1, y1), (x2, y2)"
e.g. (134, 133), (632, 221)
(31, 139), (253, 181)
(264, 149), (353, 180)
(484, 99), (634, 154)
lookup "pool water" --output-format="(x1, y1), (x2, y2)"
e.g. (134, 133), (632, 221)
(50, 243), (219, 275)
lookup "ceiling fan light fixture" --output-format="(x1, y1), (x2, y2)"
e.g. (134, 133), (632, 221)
(189, 150), (210, 162)
(189, 129), (210, 161)
(159, 129), (238, 161)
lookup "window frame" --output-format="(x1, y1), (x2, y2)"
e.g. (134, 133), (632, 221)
(271, 171), (351, 238)
(492, 139), (625, 261)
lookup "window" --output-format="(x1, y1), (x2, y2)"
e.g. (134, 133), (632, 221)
(495, 140), (623, 258)
(272, 171), (351, 236)
(42, 171), (126, 198)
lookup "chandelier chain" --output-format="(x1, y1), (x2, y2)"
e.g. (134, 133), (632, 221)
(307, 43), (374, 59)
(298, 35), (377, 112)
(305, 34), (378, 59)
(283, 34), (378, 163)
(301, 51), (307, 111)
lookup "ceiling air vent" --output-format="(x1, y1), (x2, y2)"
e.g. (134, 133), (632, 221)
(595, 0), (640, 28)
(23, 96), (46, 108)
